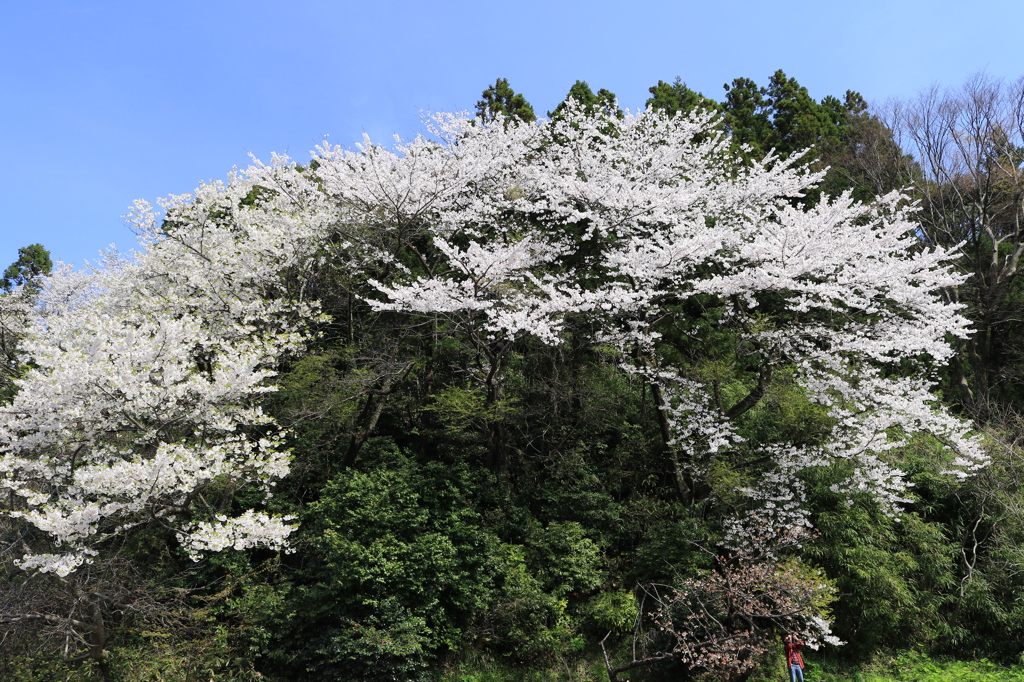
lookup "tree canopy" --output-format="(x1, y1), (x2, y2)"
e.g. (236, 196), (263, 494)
(476, 77), (536, 124)
(549, 80), (623, 119)
(2, 243), (52, 293)
(6, 74), (1024, 682)
(0, 99), (987, 679)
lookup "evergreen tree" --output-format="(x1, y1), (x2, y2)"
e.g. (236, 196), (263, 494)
(762, 69), (840, 158)
(476, 77), (536, 124)
(717, 71), (888, 201)
(720, 76), (773, 160)
(2, 243), (52, 293)
(549, 80), (623, 119)
(646, 77), (720, 117)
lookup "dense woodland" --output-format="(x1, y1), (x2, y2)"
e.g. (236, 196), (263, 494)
(2, 71), (1024, 681)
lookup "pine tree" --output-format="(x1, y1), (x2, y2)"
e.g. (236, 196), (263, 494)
(2, 243), (52, 293)
(476, 77), (536, 124)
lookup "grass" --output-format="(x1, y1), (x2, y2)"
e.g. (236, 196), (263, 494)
(439, 648), (1024, 682)
(805, 651), (1024, 682)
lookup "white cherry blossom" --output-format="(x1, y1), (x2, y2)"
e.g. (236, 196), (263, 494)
(355, 105), (984, 516)
(0, 102), (985, 581)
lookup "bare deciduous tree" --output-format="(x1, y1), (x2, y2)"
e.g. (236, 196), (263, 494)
(0, 547), (191, 681)
(887, 74), (1024, 417)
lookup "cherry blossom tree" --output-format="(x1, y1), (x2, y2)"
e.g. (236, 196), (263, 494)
(350, 103), (985, 521)
(0, 100), (988, 673)
(0, 157), (330, 672)
(3, 156), (331, 576)
(319, 106), (987, 676)
(0, 287), (31, 397)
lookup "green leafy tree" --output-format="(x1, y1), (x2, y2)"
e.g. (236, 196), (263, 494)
(822, 90), (921, 202)
(2, 243), (52, 293)
(762, 70), (842, 158)
(258, 452), (501, 680)
(718, 70), (891, 202)
(721, 70), (838, 160)
(476, 77), (536, 124)
(0, 244), (50, 401)
(646, 77), (721, 117)
(549, 80), (623, 120)
(721, 76), (773, 159)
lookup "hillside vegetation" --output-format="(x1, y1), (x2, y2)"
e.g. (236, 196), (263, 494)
(3, 73), (1024, 681)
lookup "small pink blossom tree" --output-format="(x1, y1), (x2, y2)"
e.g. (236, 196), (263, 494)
(600, 524), (839, 681)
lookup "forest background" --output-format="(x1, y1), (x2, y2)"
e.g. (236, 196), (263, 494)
(3, 66), (1024, 682)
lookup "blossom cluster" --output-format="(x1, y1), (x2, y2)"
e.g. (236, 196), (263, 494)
(1, 156), (325, 576)
(0, 102), (986, 579)
(350, 106), (984, 514)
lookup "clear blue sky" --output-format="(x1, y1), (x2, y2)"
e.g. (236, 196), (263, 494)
(2, 0), (1021, 268)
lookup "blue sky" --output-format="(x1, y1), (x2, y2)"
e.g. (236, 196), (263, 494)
(2, 0), (1021, 269)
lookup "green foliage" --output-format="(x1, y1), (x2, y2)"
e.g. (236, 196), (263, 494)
(525, 521), (603, 599)
(722, 70), (840, 162)
(269, 348), (364, 478)
(2, 243), (52, 293)
(481, 543), (576, 662)
(549, 80), (622, 120)
(437, 648), (610, 682)
(721, 76), (773, 159)
(580, 589), (637, 635)
(477, 78), (536, 124)
(0, 656), (91, 682)
(646, 77), (721, 117)
(805, 465), (958, 655)
(18, 72), (1024, 682)
(807, 650), (1024, 681)
(424, 384), (520, 430)
(257, 452), (495, 680)
(103, 630), (266, 682)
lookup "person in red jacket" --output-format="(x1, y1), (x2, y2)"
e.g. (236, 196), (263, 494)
(784, 633), (805, 682)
